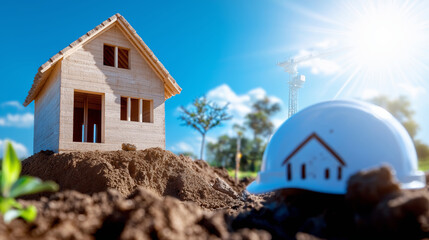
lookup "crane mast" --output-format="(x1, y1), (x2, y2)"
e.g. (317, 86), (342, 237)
(278, 48), (340, 118)
(278, 58), (306, 118)
(288, 74), (305, 118)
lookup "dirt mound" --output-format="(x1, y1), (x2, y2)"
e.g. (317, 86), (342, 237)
(22, 148), (245, 209)
(19, 149), (429, 239)
(230, 166), (429, 240)
(1, 188), (270, 240)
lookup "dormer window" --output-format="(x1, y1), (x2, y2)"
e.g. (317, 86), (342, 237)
(103, 44), (129, 69)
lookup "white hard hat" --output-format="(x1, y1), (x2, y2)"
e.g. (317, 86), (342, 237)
(247, 100), (425, 195)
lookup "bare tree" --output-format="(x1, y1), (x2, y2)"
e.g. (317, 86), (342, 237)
(179, 96), (231, 160)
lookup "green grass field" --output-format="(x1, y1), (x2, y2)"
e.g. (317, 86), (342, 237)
(227, 169), (258, 179)
(419, 158), (429, 171)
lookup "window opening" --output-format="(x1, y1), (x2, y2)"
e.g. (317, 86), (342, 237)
(73, 91), (102, 143)
(118, 48), (129, 69)
(130, 98), (139, 122)
(338, 167), (342, 180)
(120, 97), (127, 120)
(143, 100), (151, 123)
(301, 164), (306, 179)
(103, 45), (115, 67)
(104, 44), (129, 69)
(120, 97), (152, 123)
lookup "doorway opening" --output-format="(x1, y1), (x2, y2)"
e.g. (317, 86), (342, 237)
(73, 91), (103, 143)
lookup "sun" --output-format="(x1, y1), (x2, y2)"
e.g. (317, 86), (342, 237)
(345, 3), (424, 71)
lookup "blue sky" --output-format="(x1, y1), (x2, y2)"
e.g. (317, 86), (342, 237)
(0, 0), (428, 158)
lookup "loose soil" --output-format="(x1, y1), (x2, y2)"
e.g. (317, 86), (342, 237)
(21, 148), (250, 209)
(1, 148), (428, 239)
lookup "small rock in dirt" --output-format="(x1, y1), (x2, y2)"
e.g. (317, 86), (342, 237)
(121, 143), (136, 151)
(241, 190), (250, 201)
(213, 177), (240, 199)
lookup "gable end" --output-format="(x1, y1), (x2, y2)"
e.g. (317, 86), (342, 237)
(24, 13), (181, 107)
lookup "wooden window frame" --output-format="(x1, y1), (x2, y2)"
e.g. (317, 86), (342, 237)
(73, 90), (105, 144)
(103, 44), (130, 70)
(120, 96), (153, 123)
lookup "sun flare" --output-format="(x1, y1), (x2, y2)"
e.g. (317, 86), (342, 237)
(345, 4), (424, 70)
(290, 1), (429, 98)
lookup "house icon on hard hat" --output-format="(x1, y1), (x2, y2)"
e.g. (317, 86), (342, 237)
(282, 133), (346, 182)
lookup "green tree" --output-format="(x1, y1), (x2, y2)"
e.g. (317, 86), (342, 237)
(371, 95), (418, 139)
(206, 134), (254, 170)
(246, 97), (281, 140)
(370, 95), (429, 160)
(206, 135), (231, 167)
(245, 96), (280, 171)
(415, 140), (429, 160)
(179, 96), (232, 160)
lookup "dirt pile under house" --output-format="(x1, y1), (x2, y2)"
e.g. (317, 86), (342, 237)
(21, 148), (256, 210)
(4, 148), (429, 240)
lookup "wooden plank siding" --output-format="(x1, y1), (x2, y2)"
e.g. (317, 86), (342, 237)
(58, 25), (165, 152)
(34, 62), (62, 153)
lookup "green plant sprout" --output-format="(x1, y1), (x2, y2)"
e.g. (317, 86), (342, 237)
(0, 141), (58, 223)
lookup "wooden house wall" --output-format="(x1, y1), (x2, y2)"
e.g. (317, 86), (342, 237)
(33, 63), (61, 153)
(58, 25), (165, 152)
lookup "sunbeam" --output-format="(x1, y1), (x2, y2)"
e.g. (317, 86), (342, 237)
(286, 0), (429, 99)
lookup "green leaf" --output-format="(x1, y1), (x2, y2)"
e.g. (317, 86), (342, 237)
(2, 142), (21, 197)
(3, 209), (20, 223)
(0, 198), (15, 214)
(3, 205), (37, 223)
(10, 176), (59, 198)
(19, 205), (37, 222)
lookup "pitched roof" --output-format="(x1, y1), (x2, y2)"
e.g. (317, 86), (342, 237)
(282, 133), (346, 166)
(23, 13), (181, 106)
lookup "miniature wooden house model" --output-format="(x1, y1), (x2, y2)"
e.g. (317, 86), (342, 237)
(24, 14), (181, 153)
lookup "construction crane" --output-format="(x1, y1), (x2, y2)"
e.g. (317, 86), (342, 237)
(278, 55), (310, 118)
(278, 48), (340, 118)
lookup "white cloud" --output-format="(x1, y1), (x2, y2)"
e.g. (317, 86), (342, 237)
(170, 141), (195, 153)
(294, 49), (340, 75)
(0, 139), (29, 159)
(1, 101), (24, 110)
(206, 84), (283, 127)
(0, 113), (34, 128)
(272, 117), (285, 129)
(285, 40), (340, 76)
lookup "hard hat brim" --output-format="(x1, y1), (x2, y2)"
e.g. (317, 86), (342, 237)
(246, 179), (287, 195)
(247, 171), (427, 195)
